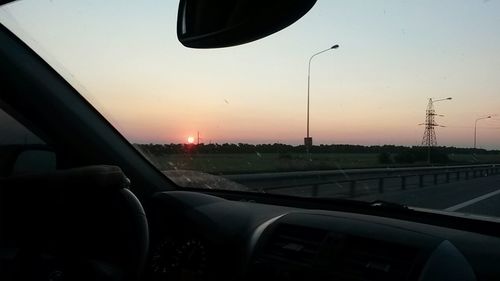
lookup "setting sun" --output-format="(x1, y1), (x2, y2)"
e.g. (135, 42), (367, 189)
(187, 136), (195, 144)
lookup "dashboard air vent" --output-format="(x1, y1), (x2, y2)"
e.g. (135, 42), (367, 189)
(263, 223), (327, 266)
(325, 236), (420, 281)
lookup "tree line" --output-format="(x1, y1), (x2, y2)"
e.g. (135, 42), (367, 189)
(135, 143), (500, 155)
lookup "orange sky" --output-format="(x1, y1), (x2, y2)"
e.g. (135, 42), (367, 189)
(2, 0), (499, 149)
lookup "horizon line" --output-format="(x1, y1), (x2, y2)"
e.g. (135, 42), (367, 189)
(133, 142), (500, 151)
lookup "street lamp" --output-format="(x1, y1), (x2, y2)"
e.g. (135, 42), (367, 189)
(474, 115), (491, 149)
(305, 44), (339, 152)
(433, 97), (453, 103)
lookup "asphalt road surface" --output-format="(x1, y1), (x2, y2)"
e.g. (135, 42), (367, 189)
(227, 166), (500, 218)
(356, 175), (500, 218)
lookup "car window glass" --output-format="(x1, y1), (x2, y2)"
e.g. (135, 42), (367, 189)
(0, 107), (47, 176)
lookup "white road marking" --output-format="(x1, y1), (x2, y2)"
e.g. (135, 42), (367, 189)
(445, 189), (500, 212)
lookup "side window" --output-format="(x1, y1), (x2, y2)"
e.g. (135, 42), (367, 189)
(0, 108), (55, 176)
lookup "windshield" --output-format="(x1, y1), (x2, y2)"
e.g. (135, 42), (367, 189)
(2, 0), (500, 217)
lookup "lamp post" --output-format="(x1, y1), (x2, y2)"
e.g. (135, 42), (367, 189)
(474, 116), (491, 149)
(433, 97), (453, 103)
(305, 44), (339, 154)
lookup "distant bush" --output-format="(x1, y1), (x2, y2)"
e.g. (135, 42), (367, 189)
(378, 152), (392, 164)
(278, 153), (293, 160)
(394, 151), (416, 163)
(429, 151), (451, 163)
(394, 148), (451, 164)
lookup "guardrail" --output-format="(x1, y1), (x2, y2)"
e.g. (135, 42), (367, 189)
(224, 164), (500, 198)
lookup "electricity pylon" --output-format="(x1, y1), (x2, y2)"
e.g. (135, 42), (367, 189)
(421, 99), (438, 147)
(420, 97), (452, 163)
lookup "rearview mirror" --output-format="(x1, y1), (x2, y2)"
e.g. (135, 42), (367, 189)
(177, 0), (317, 48)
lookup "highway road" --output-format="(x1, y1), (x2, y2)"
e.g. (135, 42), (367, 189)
(224, 165), (500, 218)
(226, 164), (497, 193)
(356, 175), (500, 218)
(257, 174), (500, 217)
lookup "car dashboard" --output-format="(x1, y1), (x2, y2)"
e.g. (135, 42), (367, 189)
(145, 191), (500, 281)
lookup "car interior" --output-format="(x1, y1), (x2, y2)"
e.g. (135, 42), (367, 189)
(2, 1), (500, 281)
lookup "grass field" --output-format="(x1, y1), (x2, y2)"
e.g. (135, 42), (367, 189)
(142, 152), (500, 175)
(148, 153), (378, 174)
(448, 153), (500, 163)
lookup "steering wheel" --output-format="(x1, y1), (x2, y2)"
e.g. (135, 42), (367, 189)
(0, 165), (148, 281)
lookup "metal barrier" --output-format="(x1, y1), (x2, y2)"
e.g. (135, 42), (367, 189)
(226, 164), (500, 198)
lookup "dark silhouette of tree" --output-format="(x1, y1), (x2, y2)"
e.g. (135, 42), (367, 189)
(134, 143), (500, 157)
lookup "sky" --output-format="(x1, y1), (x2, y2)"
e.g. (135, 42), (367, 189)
(1, 0), (499, 148)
